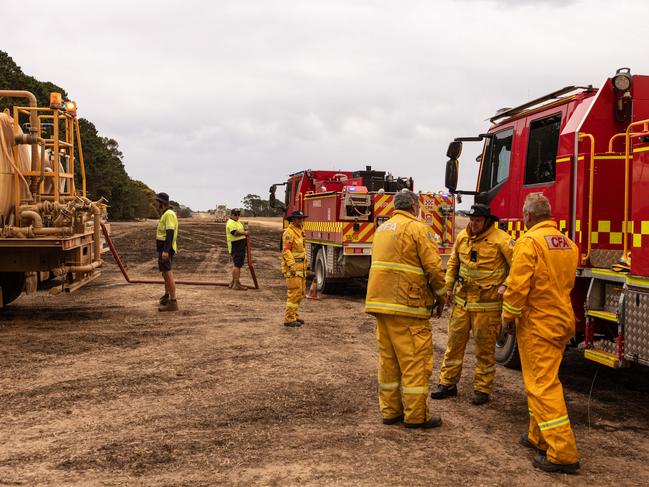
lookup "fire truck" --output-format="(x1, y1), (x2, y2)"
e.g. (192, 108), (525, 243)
(0, 90), (107, 307)
(445, 67), (649, 369)
(270, 167), (455, 293)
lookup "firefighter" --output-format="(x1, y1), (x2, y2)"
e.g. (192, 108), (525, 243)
(226, 208), (250, 291)
(365, 190), (447, 428)
(502, 193), (580, 474)
(431, 204), (513, 405)
(155, 192), (179, 312)
(281, 211), (308, 327)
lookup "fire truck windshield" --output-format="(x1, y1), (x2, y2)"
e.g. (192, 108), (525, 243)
(479, 128), (513, 193)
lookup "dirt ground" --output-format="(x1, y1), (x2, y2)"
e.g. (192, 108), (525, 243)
(2, 218), (649, 486)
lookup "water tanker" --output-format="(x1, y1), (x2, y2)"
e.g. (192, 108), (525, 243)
(0, 90), (107, 307)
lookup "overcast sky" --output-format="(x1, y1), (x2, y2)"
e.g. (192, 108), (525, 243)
(3, 0), (648, 210)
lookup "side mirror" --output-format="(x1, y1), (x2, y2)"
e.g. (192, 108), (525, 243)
(445, 159), (459, 192)
(447, 141), (463, 160)
(269, 184), (287, 211)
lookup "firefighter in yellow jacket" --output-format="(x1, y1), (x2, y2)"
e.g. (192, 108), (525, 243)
(281, 211), (308, 328)
(502, 193), (580, 474)
(365, 190), (447, 429)
(431, 204), (513, 405)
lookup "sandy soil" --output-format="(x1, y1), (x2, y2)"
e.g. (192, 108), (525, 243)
(2, 220), (649, 486)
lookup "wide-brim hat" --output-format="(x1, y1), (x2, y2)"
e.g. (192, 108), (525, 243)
(461, 203), (499, 221)
(231, 208), (241, 215)
(156, 192), (170, 204)
(287, 210), (308, 220)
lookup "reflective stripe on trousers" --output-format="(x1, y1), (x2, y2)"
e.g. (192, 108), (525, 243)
(376, 314), (433, 424)
(438, 305), (501, 394)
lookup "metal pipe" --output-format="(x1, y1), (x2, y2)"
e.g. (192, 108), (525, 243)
(74, 119), (87, 197)
(67, 261), (102, 273)
(578, 133), (595, 264)
(93, 206), (101, 263)
(20, 210), (43, 228)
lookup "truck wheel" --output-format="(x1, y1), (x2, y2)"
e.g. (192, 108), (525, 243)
(0, 272), (26, 307)
(495, 329), (521, 369)
(315, 248), (338, 294)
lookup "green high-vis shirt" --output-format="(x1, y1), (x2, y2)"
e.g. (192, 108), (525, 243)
(156, 209), (178, 252)
(226, 218), (246, 253)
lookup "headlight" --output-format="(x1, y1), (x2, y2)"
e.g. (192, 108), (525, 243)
(613, 67), (632, 91)
(614, 75), (631, 91)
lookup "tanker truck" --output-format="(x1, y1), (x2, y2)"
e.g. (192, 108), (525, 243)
(0, 90), (107, 308)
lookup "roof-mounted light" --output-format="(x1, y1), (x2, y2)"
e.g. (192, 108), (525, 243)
(613, 67), (632, 92)
(65, 101), (77, 113)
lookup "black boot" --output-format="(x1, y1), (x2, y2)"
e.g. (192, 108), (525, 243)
(519, 434), (547, 454)
(472, 391), (490, 406)
(430, 384), (458, 399)
(532, 455), (580, 474)
(382, 414), (404, 425)
(404, 416), (442, 429)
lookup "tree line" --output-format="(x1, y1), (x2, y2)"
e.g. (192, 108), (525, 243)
(0, 51), (188, 220)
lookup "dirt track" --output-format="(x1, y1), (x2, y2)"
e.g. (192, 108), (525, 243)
(2, 219), (649, 486)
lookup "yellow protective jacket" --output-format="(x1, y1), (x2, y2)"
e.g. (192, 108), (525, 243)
(446, 225), (514, 311)
(365, 210), (446, 318)
(280, 223), (307, 278)
(502, 221), (579, 338)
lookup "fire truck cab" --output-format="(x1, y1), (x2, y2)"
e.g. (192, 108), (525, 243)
(446, 68), (649, 369)
(270, 167), (455, 293)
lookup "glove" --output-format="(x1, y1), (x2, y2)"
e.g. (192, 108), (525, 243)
(289, 265), (297, 276)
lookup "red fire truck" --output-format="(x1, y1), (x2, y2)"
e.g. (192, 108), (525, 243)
(270, 167), (455, 293)
(445, 67), (649, 369)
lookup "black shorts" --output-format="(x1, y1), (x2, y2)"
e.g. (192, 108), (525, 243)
(230, 239), (246, 268)
(157, 248), (175, 272)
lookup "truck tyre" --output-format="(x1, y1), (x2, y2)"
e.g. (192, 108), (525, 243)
(315, 248), (338, 294)
(495, 329), (521, 369)
(0, 272), (26, 307)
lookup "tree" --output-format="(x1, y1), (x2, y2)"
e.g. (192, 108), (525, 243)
(0, 50), (187, 220)
(242, 194), (282, 217)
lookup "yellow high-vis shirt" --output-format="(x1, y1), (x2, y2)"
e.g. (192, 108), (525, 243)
(156, 209), (178, 252)
(226, 218), (246, 253)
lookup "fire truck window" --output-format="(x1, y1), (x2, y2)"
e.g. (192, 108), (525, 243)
(524, 114), (562, 185)
(478, 128), (513, 192)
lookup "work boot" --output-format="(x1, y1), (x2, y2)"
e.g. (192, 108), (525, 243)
(232, 280), (248, 291)
(430, 384), (458, 400)
(296, 318), (305, 324)
(284, 321), (302, 328)
(519, 434), (547, 454)
(532, 454), (580, 474)
(158, 299), (178, 312)
(472, 391), (490, 406)
(382, 414), (404, 425)
(404, 416), (442, 429)
(159, 293), (169, 305)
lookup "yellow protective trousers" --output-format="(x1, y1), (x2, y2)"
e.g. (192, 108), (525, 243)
(284, 276), (306, 323)
(376, 314), (433, 424)
(438, 304), (501, 394)
(517, 323), (579, 465)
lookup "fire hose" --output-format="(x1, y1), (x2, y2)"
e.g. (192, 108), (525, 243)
(100, 222), (259, 289)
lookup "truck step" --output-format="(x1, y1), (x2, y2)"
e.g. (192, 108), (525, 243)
(584, 349), (627, 368)
(586, 309), (618, 323)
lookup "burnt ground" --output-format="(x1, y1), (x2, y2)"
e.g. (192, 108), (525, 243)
(1, 217), (649, 486)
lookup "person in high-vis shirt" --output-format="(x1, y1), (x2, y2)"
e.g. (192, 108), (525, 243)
(431, 204), (513, 405)
(226, 208), (250, 291)
(155, 192), (179, 312)
(281, 211), (307, 328)
(365, 190), (447, 429)
(502, 193), (580, 474)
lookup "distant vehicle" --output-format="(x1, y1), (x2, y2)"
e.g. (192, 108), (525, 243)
(445, 67), (649, 369)
(270, 166), (455, 293)
(214, 205), (227, 222)
(0, 90), (108, 308)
